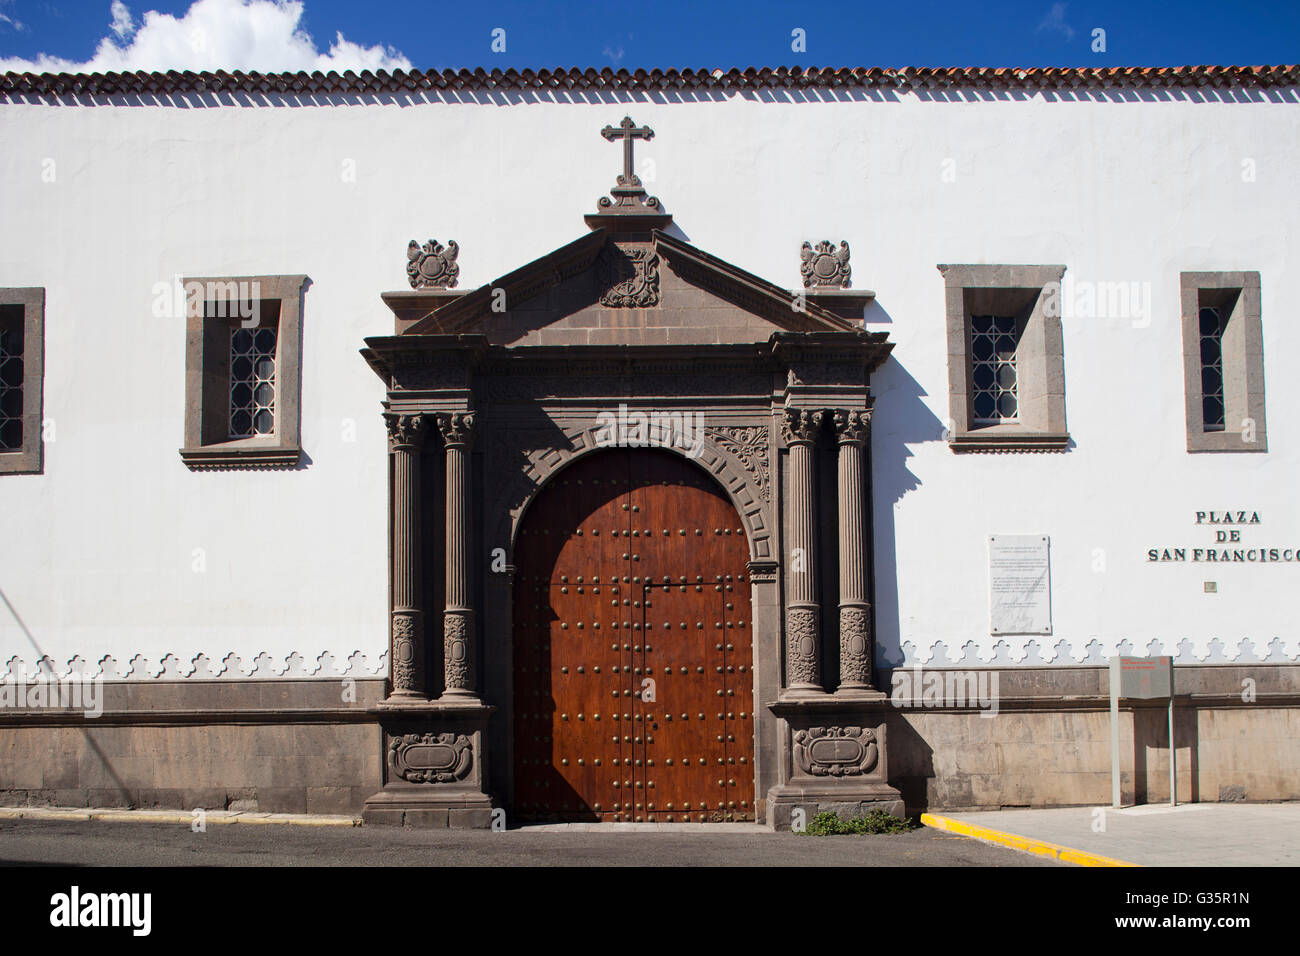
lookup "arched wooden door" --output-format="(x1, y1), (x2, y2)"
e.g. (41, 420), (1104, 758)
(512, 448), (755, 822)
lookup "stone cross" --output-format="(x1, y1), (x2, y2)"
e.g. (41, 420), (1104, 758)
(601, 116), (654, 186)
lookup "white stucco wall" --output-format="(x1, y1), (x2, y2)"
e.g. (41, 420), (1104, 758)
(1, 85), (1296, 677)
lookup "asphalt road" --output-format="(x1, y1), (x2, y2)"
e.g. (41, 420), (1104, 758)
(0, 818), (1062, 867)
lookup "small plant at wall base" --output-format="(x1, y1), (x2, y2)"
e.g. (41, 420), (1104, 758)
(801, 810), (918, 835)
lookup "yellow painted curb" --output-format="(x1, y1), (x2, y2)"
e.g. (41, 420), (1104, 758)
(921, 813), (1139, 867)
(0, 807), (361, 828)
(0, 808), (92, 822)
(228, 815), (362, 827)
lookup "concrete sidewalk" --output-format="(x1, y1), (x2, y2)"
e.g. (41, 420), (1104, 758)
(927, 802), (1300, 866)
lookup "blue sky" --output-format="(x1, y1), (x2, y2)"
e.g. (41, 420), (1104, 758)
(0, 0), (1296, 73)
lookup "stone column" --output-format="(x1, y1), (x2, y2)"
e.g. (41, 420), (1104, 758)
(834, 407), (874, 693)
(781, 407), (827, 695)
(384, 412), (428, 701)
(438, 411), (478, 700)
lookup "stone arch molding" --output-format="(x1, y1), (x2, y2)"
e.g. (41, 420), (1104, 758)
(491, 420), (776, 566)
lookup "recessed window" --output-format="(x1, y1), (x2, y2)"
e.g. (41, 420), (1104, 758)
(0, 315), (24, 449)
(229, 325), (278, 438)
(180, 275), (307, 470)
(1180, 272), (1265, 453)
(1198, 306), (1228, 432)
(938, 264), (1069, 453)
(970, 314), (1021, 424)
(0, 288), (44, 475)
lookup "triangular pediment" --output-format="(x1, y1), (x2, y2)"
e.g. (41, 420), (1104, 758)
(396, 229), (862, 345)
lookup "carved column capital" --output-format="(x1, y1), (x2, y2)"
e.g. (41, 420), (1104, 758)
(384, 412), (428, 452)
(780, 407), (827, 446)
(832, 408), (872, 446)
(437, 411), (477, 448)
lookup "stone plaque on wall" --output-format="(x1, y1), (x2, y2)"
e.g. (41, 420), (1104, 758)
(988, 534), (1052, 635)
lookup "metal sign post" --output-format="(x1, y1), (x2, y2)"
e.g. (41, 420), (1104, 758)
(1108, 655), (1175, 808)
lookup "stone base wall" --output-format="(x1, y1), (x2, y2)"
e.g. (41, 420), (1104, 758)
(0, 670), (1296, 820)
(880, 664), (1300, 813)
(0, 679), (386, 815)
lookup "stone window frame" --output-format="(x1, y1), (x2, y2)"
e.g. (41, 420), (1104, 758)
(1180, 271), (1266, 453)
(0, 287), (45, 475)
(938, 264), (1069, 453)
(179, 274), (308, 470)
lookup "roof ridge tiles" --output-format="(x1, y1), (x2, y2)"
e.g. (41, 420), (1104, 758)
(0, 65), (1296, 99)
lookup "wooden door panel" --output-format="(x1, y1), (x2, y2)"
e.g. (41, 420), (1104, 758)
(639, 583), (719, 820)
(723, 571), (756, 819)
(513, 448), (753, 822)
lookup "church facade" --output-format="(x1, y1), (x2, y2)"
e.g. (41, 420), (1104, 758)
(0, 66), (1297, 827)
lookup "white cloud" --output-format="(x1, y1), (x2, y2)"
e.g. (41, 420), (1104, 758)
(0, 0), (411, 73)
(1036, 2), (1076, 41)
(0, 0), (28, 33)
(602, 45), (625, 67)
(110, 0), (136, 41)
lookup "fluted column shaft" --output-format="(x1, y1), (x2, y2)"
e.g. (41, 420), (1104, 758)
(834, 408), (874, 692)
(439, 411), (478, 699)
(384, 412), (428, 700)
(782, 408), (827, 694)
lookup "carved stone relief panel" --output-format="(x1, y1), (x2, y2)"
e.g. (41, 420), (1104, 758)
(792, 725), (879, 777)
(599, 242), (660, 307)
(388, 731), (474, 784)
(708, 425), (771, 503)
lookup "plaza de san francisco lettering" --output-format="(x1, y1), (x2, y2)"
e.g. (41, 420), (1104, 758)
(1147, 510), (1300, 563)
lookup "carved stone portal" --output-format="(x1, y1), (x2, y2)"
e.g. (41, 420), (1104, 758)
(363, 128), (896, 827)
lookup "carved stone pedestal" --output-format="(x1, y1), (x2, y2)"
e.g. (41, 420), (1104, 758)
(765, 696), (903, 831)
(362, 703), (495, 828)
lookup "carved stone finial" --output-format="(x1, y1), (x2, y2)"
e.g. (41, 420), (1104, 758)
(800, 240), (851, 289)
(407, 239), (459, 289)
(437, 411), (477, 447)
(832, 408), (871, 444)
(781, 407), (827, 445)
(594, 116), (662, 215)
(384, 412), (428, 451)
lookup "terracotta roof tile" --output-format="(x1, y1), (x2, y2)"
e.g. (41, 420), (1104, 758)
(0, 65), (1296, 99)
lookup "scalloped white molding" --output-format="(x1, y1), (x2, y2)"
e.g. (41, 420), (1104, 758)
(885, 636), (1300, 667)
(0, 650), (389, 681)
(5, 638), (1297, 680)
